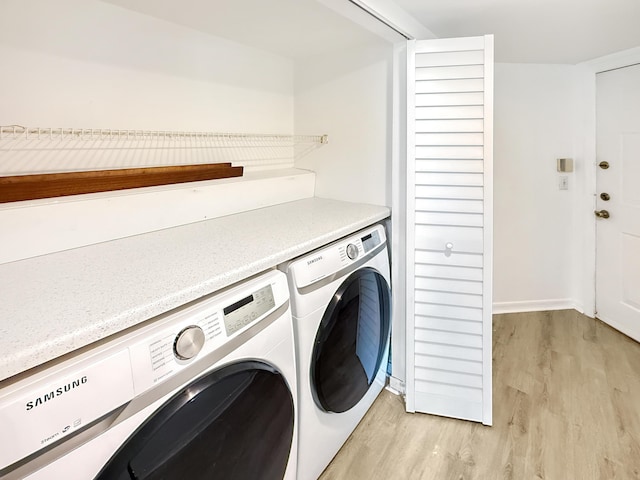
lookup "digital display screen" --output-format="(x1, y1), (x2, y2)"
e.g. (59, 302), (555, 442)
(223, 295), (253, 316)
(223, 285), (275, 336)
(361, 230), (380, 253)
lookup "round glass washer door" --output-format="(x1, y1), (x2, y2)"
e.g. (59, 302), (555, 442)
(96, 361), (294, 480)
(311, 267), (391, 413)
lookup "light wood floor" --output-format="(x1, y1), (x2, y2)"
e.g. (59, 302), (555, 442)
(319, 310), (640, 479)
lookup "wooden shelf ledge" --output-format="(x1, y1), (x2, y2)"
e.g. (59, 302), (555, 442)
(0, 163), (243, 203)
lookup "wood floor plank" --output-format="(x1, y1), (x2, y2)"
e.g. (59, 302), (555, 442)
(318, 310), (640, 480)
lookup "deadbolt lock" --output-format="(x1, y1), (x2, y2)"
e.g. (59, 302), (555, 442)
(600, 193), (610, 201)
(594, 210), (610, 219)
(598, 161), (610, 169)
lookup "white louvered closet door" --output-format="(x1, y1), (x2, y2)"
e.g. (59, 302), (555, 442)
(405, 35), (493, 425)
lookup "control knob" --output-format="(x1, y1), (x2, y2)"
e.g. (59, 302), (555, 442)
(346, 243), (359, 260)
(174, 325), (205, 360)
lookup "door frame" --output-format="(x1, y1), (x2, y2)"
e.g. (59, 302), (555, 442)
(578, 46), (640, 317)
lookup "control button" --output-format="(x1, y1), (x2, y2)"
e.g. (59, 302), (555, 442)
(174, 325), (206, 360)
(346, 243), (359, 260)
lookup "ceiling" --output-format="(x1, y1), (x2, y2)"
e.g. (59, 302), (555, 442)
(393, 0), (640, 64)
(102, 0), (640, 64)
(102, 0), (389, 59)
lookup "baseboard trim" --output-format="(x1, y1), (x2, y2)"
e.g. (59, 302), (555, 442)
(492, 299), (575, 315)
(572, 301), (588, 316)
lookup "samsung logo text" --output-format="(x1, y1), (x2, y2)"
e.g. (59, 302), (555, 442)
(307, 256), (323, 266)
(25, 376), (88, 411)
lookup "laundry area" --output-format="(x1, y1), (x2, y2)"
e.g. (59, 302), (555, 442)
(1, 0), (640, 479)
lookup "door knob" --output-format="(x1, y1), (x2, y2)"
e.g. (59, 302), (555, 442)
(600, 193), (610, 201)
(594, 210), (610, 219)
(598, 161), (610, 169)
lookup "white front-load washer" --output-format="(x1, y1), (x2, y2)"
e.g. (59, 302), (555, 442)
(0, 269), (297, 480)
(279, 223), (391, 480)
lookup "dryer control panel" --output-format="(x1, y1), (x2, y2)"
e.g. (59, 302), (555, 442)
(290, 224), (386, 289)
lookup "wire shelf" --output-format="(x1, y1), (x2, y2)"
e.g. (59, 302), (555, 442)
(0, 125), (328, 175)
(0, 125), (328, 145)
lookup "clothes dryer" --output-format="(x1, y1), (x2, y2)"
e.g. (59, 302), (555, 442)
(0, 270), (297, 480)
(279, 224), (391, 480)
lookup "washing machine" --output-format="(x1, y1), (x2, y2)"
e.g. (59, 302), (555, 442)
(0, 269), (297, 480)
(279, 223), (391, 480)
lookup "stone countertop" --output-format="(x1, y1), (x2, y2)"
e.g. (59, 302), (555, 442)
(0, 197), (390, 382)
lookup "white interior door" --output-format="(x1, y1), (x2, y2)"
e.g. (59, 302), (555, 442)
(405, 35), (493, 425)
(595, 64), (640, 342)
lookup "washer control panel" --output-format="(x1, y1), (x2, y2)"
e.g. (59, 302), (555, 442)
(290, 224), (386, 289)
(128, 271), (287, 394)
(223, 284), (275, 336)
(361, 229), (381, 253)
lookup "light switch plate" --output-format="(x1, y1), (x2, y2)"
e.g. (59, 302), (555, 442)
(559, 176), (569, 190)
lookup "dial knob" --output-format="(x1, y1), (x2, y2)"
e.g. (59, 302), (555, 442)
(174, 325), (205, 360)
(346, 243), (359, 260)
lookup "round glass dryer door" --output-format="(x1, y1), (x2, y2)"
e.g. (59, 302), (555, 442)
(311, 267), (391, 413)
(96, 361), (294, 480)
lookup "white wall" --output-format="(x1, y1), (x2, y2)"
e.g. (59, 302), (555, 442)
(0, 0), (295, 175)
(0, 0), (311, 262)
(493, 63), (580, 312)
(293, 42), (394, 207)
